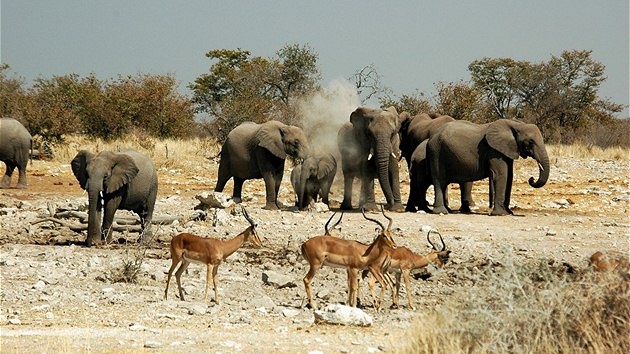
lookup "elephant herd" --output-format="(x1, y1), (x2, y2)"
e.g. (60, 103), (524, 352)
(1, 109), (550, 246)
(224, 107), (548, 218)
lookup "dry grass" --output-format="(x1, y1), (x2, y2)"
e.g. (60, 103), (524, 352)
(547, 144), (630, 161)
(49, 135), (222, 171)
(48, 138), (629, 167)
(399, 252), (630, 354)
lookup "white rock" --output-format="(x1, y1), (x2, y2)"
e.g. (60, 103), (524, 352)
(313, 304), (372, 326)
(32, 280), (46, 290)
(313, 202), (329, 213)
(196, 191), (235, 209)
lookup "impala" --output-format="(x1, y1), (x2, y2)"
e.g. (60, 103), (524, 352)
(300, 207), (397, 310)
(366, 230), (450, 310)
(164, 207), (262, 303)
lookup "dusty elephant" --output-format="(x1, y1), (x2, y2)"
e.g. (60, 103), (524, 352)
(290, 153), (337, 210)
(215, 120), (309, 210)
(71, 149), (158, 246)
(427, 119), (550, 215)
(337, 107), (405, 211)
(0, 117), (32, 189)
(399, 113), (474, 213)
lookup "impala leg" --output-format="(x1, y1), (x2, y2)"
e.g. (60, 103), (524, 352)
(392, 272), (402, 309)
(347, 268), (360, 307)
(204, 264), (214, 303)
(303, 264), (320, 309)
(402, 270), (416, 310)
(212, 264), (219, 304)
(164, 257), (181, 300)
(174, 260), (190, 301)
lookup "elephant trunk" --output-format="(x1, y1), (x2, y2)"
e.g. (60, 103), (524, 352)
(375, 137), (394, 204)
(298, 173), (309, 210)
(87, 183), (102, 246)
(528, 145), (550, 188)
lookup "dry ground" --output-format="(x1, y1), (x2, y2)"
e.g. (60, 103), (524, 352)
(0, 144), (628, 353)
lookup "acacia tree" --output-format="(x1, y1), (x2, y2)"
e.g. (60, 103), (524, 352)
(190, 44), (320, 141)
(0, 64), (26, 118)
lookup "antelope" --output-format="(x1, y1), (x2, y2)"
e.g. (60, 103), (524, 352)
(589, 250), (628, 272)
(164, 207), (262, 303)
(366, 230), (450, 310)
(300, 207), (397, 311)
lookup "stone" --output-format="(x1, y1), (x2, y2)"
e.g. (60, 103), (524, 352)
(313, 304), (373, 326)
(195, 191), (235, 209)
(188, 305), (209, 316)
(313, 202), (329, 213)
(262, 271), (297, 289)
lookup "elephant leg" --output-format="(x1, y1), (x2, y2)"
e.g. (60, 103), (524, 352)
(505, 160), (514, 214)
(214, 156), (231, 193)
(231, 177), (245, 204)
(490, 159), (509, 216)
(361, 176), (377, 211)
(262, 173), (279, 210)
(274, 171), (283, 208)
(1, 163), (16, 188)
(432, 181), (449, 214)
(387, 157), (404, 211)
(102, 198), (121, 243)
(459, 182), (474, 213)
(341, 174), (354, 210)
(406, 165), (418, 212)
(320, 181), (332, 205)
(16, 162), (27, 189)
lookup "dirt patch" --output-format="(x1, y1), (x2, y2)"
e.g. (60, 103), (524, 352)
(0, 155), (628, 353)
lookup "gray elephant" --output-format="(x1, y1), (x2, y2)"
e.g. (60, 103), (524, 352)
(215, 120), (309, 210)
(290, 153), (337, 210)
(400, 113), (474, 213)
(337, 107), (405, 211)
(0, 117), (32, 189)
(71, 149), (158, 246)
(427, 119), (549, 215)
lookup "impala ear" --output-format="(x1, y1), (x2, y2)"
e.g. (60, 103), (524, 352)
(107, 153), (139, 194)
(71, 150), (94, 190)
(257, 123), (286, 159)
(486, 119), (520, 160)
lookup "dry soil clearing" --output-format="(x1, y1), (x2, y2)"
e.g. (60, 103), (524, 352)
(0, 153), (628, 353)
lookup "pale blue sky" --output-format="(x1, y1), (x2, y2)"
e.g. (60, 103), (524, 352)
(1, 0), (628, 116)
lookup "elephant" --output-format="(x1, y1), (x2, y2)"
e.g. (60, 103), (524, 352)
(71, 149), (158, 246)
(427, 119), (550, 216)
(0, 117), (32, 189)
(399, 113), (474, 213)
(337, 106), (405, 212)
(214, 120), (310, 210)
(290, 153), (337, 210)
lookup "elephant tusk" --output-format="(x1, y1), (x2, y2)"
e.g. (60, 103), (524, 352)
(367, 153), (373, 161)
(99, 191), (104, 199)
(537, 162), (544, 171)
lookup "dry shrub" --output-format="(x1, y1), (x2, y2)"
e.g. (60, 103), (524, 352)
(400, 252), (630, 354)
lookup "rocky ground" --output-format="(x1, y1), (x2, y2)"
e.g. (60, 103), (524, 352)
(0, 154), (628, 353)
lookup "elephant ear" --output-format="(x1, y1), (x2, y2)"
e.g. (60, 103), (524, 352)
(256, 122), (286, 159)
(316, 155), (337, 180)
(107, 153), (139, 194)
(486, 119), (520, 160)
(71, 150), (94, 190)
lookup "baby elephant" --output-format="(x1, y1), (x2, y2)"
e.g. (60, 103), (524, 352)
(290, 153), (336, 210)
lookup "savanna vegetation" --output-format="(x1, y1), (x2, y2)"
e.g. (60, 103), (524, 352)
(2, 47), (628, 149)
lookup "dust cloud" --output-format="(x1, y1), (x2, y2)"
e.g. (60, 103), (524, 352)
(298, 79), (360, 156)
